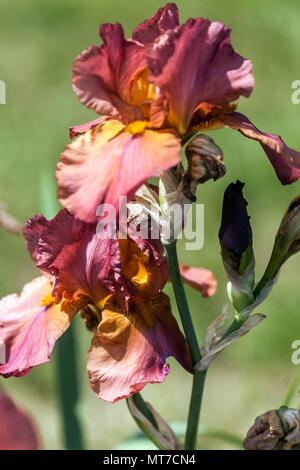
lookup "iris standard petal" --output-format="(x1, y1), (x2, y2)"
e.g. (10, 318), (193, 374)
(72, 23), (145, 123)
(132, 3), (179, 45)
(147, 19), (253, 134)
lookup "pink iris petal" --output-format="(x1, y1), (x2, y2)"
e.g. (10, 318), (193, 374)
(132, 3), (179, 45)
(56, 120), (181, 222)
(0, 393), (39, 450)
(0, 276), (73, 377)
(24, 210), (125, 311)
(180, 265), (217, 298)
(87, 293), (192, 403)
(147, 19), (254, 134)
(221, 112), (300, 184)
(69, 116), (109, 139)
(72, 23), (145, 124)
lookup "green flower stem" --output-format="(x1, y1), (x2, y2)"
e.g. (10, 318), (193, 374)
(184, 369), (207, 449)
(163, 241), (203, 450)
(282, 367), (300, 407)
(56, 322), (84, 450)
(164, 241), (201, 365)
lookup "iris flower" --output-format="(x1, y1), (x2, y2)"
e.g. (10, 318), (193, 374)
(0, 209), (215, 402)
(56, 2), (300, 223)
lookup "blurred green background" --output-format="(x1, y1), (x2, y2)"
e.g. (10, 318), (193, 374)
(0, 0), (300, 450)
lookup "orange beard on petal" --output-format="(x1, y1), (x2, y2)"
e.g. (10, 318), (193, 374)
(126, 120), (148, 135)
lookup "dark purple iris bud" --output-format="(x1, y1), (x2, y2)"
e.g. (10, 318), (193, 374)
(218, 181), (255, 311)
(219, 180), (253, 273)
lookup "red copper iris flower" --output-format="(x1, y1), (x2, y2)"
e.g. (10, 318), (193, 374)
(56, 3), (300, 223)
(0, 209), (216, 403)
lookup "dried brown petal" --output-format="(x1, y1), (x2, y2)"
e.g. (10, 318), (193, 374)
(244, 410), (284, 450)
(244, 407), (300, 450)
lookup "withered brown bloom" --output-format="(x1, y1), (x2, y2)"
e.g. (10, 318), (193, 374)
(244, 407), (300, 450)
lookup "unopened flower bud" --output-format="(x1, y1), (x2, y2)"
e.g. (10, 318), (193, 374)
(218, 181), (255, 311)
(244, 407), (300, 450)
(254, 195), (300, 301)
(268, 195), (300, 270)
(185, 134), (226, 185)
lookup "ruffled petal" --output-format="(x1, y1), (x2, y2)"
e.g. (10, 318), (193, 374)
(221, 112), (300, 184)
(24, 210), (123, 312)
(87, 293), (192, 402)
(180, 265), (217, 298)
(56, 120), (181, 222)
(132, 3), (179, 45)
(23, 214), (49, 262)
(0, 393), (39, 450)
(147, 19), (253, 134)
(0, 276), (73, 377)
(72, 23), (145, 123)
(57, 120), (125, 222)
(69, 116), (109, 139)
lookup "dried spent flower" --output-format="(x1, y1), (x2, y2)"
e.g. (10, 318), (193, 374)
(244, 407), (300, 450)
(185, 134), (226, 187)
